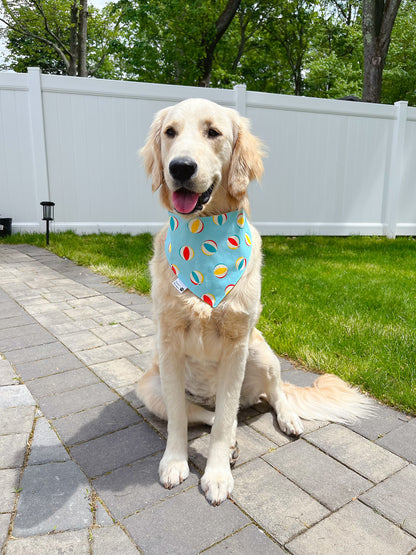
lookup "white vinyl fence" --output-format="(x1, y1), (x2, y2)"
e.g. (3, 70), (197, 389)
(1, 67), (415, 238)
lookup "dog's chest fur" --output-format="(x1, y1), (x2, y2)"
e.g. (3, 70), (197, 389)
(151, 224), (262, 397)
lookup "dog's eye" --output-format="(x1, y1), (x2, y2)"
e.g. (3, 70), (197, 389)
(208, 128), (221, 138)
(165, 127), (176, 138)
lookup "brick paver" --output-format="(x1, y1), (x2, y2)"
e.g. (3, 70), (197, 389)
(0, 244), (414, 554)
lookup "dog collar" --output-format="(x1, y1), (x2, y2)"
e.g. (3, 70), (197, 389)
(165, 210), (252, 307)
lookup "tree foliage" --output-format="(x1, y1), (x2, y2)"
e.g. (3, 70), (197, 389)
(1, 0), (415, 105)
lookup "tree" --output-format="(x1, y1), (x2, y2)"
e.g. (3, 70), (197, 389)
(362, 0), (402, 102)
(0, 0), (120, 76)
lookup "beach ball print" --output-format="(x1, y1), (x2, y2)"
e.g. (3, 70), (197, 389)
(227, 236), (240, 249)
(235, 257), (247, 271)
(201, 240), (218, 256)
(169, 215), (179, 231)
(237, 212), (245, 228)
(190, 270), (204, 285)
(214, 264), (228, 279)
(202, 293), (216, 307)
(188, 218), (204, 234)
(171, 264), (180, 276)
(225, 284), (235, 296)
(180, 245), (194, 261)
(213, 214), (227, 226)
(245, 233), (252, 247)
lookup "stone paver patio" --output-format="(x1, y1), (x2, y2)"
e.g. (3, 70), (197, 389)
(0, 244), (415, 554)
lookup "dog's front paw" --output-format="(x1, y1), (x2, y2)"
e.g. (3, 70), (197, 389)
(159, 455), (189, 489)
(278, 410), (304, 436)
(201, 466), (234, 506)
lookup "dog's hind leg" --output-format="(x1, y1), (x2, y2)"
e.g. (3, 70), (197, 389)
(242, 329), (303, 436)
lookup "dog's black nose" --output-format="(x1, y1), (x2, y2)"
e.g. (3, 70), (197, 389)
(169, 157), (197, 182)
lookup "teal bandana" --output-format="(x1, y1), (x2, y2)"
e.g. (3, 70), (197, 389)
(165, 210), (252, 307)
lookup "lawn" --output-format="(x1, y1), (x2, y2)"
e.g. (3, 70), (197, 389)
(1, 232), (415, 414)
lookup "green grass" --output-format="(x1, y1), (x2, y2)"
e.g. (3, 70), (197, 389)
(1, 232), (415, 414)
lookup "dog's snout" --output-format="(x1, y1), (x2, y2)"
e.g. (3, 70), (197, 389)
(169, 157), (197, 182)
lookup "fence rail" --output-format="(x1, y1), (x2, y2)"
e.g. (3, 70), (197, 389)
(1, 67), (415, 238)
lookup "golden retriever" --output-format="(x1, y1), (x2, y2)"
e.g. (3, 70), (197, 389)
(138, 98), (373, 505)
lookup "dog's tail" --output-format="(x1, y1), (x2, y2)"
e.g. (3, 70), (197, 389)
(282, 374), (375, 424)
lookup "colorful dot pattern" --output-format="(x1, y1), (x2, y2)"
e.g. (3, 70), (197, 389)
(165, 210), (252, 307)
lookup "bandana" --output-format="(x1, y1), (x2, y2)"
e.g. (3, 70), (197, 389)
(165, 210), (252, 307)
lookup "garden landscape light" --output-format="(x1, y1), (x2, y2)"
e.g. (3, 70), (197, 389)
(40, 201), (55, 245)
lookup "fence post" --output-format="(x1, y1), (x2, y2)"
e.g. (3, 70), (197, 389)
(234, 84), (247, 116)
(27, 67), (50, 227)
(383, 100), (408, 239)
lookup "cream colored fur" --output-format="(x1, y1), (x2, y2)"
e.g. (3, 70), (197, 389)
(138, 98), (374, 506)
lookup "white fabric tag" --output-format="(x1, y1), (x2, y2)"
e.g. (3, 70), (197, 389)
(172, 277), (188, 293)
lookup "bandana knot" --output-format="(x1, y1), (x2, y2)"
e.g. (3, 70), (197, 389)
(165, 210), (252, 307)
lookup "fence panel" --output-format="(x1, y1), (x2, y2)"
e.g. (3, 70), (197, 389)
(0, 68), (415, 237)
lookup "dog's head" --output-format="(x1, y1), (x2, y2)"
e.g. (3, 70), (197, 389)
(141, 98), (264, 216)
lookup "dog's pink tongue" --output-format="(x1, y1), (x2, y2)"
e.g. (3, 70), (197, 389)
(172, 189), (200, 214)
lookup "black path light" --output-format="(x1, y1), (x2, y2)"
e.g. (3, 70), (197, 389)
(40, 201), (55, 245)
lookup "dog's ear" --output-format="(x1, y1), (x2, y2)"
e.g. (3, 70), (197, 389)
(141, 107), (169, 192)
(228, 116), (264, 199)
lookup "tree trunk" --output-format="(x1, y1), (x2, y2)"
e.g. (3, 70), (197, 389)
(69, 1), (78, 76)
(77, 0), (88, 76)
(362, 0), (402, 103)
(198, 0), (241, 87)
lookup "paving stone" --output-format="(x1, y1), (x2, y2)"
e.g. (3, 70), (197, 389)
(3, 342), (70, 365)
(0, 406), (35, 435)
(205, 524), (285, 554)
(64, 306), (102, 321)
(0, 303), (24, 319)
(264, 439), (372, 511)
(106, 291), (150, 307)
(0, 385), (36, 408)
(360, 464), (416, 537)
(127, 351), (154, 372)
(28, 417), (70, 465)
(306, 424), (407, 482)
(0, 314), (34, 331)
(0, 513), (10, 551)
(91, 358), (143, 389)
(95, 499), (114, 526)
(231, 458), (329, 545)
(245, 411), (291, 446)
(0, 468), (20, 511)
(0, 360), (17, 386)
(25, 366), (99, 398)
(0, 323), (42, 341)
(286, 500), (416, 554)
(35, 311), (75, 327)
(123, 486), (249, 554)
(0, 329), (57, 352)
(0, 434), (28, 469)
(123, 317), (156, 337)
(280, 368), (319, 387)
(5, 529), (90, 554)
(70, 422), (165, 477)
(189, 424), (275, 472)
(54, 399), (142, 445)
(37, 382), (118, 419)
(90, 323), (138, 344)
(15, 353), (84, 380)
(47, 318), (99, 335)
(93, 452), (199, 519)
(58, 330), (105, 352)
(13, 461), (93, 536)
(76, 342), (138, 366)
(116, 382), (144, 409)
(128, 335), (154, 353)
(376, 418), (416, 464)
(91, 526), (138, 554)
(347, 403), (412, 441)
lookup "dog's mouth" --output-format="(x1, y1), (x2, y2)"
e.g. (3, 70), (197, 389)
(172, 183), (215, 214)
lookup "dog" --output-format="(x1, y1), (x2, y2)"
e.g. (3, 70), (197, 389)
(137, 98), (374, 505)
